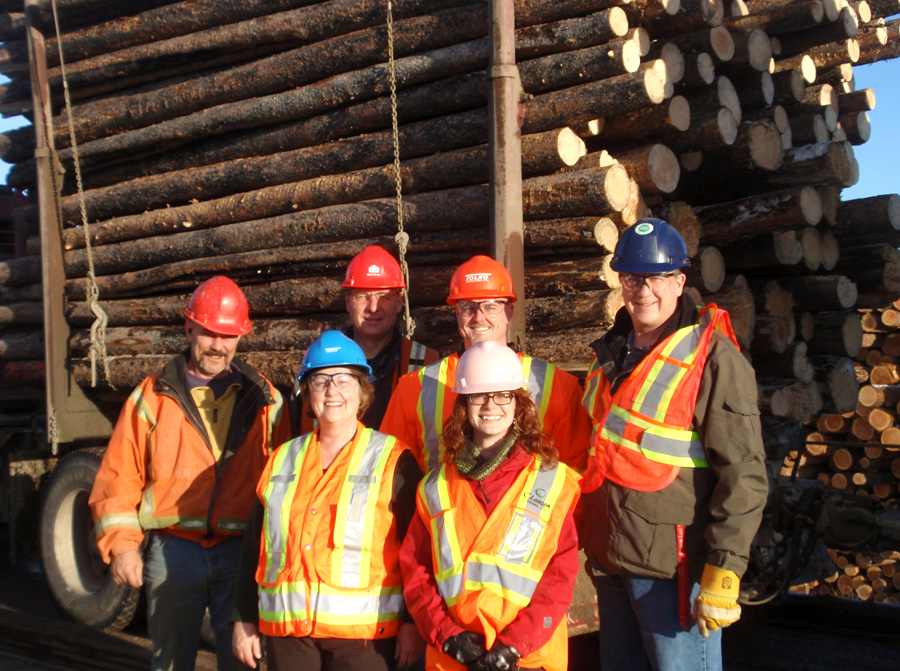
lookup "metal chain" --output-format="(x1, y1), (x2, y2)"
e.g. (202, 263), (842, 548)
(50, 0), (112, 388)
(386, 0), (415, 338)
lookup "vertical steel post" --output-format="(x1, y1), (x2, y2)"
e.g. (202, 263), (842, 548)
(24, 0), (113, 447)
(487, 0), (526, 349)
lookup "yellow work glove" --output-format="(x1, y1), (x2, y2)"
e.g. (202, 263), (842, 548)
(692, 564), (741, 637)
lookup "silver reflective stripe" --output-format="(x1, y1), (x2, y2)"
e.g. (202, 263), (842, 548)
(522, 465), (558, 517)
(437, 569), (464, 601)
(466, 561), (540, 600)
(582, 360), (600, 415)
(339, 429), (388, 588)
(641, 430), (707, 463)
(636, 325), (702, 415)
(262, 435), (312, 584)
(259, 586), (308, 617)
(602, 409), (628, 442)
(419, 360), (446, 470)
(526, 356), (548, 406)
(421, 469), (456, 571)
(407, 341), (427, 373)
(259, 586), (404, 620)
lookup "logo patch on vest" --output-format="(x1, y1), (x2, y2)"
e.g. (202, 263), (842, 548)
(522, 490), (550, 511)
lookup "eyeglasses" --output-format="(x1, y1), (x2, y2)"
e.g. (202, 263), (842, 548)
(308, 372), (360, 391)
(350, 290), (398, 306)
(455, 299), (508, 318)
(619, 273), (678, 291)
(466, 392), (515, 406)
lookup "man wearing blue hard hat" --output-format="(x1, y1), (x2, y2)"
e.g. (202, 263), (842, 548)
(579, 219), (768, 671)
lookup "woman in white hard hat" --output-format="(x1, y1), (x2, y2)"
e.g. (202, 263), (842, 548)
(400, 341), (582, 671)
(232, 331), (424, 671)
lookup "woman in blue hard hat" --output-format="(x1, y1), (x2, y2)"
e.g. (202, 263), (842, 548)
(231, 330), (425, 671)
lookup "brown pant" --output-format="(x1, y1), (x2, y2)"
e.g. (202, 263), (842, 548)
(266, 636), (398, 671)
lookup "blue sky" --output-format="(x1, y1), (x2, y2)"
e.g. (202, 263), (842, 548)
(0, 58), (896, 198)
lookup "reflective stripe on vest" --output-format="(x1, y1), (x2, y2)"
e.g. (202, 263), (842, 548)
(420, 459), (566, 607)
(406, 340), (428, 374)
(258, 581), (405, 627)
(419, 358), (453, 472)
(419, 354), (554, 471)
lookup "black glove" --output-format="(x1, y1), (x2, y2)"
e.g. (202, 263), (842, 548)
(469, 643), (521, 671)
(442, 631), (487, 666)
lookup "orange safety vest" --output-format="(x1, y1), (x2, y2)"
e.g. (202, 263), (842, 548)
(255, 424), (406, 639)
(417, 457), (581, 671)
(581, 304), (738, 494)
(415, 353), (556, 472)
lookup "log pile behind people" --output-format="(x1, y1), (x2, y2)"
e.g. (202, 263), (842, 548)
(1, 1), (900, 581)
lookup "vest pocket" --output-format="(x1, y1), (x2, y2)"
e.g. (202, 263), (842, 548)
(498, 512), (546, 565)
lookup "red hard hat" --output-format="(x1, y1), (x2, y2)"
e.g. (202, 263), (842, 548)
(342, 245), (406, 290)
(447, 255), (517, 305)
(183, 276), (252, 336)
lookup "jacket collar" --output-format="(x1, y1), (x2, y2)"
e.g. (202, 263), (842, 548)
(589, 293), (700, 373)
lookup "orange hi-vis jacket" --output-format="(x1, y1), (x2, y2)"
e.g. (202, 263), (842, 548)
(256, 424), (408, 639)
(90, 355), (289, 562)
(581, 304), (738, 494)
(417, 457), (581, 671)
(380, 351), (591, 473)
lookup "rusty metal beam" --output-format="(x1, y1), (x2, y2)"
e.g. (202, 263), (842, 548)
(24, 0), (113, 448)
(488, 0), (526, 349)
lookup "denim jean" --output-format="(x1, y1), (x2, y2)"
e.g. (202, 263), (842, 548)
(594, 573), (723, 671)
(144, 533), (244, 671)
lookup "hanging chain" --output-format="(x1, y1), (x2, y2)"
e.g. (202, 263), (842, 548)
(50, 0), (112, 388)
(386, 0), (416, 338)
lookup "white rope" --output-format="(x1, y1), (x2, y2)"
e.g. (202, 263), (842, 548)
(50, 0), (112, 388)
(386, 0), (416, 338)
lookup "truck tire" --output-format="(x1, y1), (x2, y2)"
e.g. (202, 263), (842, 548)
(39, 448), (142, 631)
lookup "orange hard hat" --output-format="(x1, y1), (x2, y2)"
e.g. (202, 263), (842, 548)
(447, 255), (517, 305)
(183, 276), (252, 336)
(342, 245), (406, 290)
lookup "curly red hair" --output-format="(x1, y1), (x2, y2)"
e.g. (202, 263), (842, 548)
(441, 388), (558, 468)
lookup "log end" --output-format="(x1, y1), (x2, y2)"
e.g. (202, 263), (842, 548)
(609, 6), (630, 37)
(800, 185), (825, 225)
(749, 28), (774, 72)
(749, 119), (785, 171)
(647, 143), (681, 194)
(669, 95), (691, 131)
(710, 25), (736, 62)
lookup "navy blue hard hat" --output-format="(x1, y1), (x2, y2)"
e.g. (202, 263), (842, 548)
(610, 218), (691, 274)
(297, 331), (372, 385)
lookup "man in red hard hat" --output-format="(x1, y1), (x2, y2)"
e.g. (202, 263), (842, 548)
(290, 245), (439, 431)
(89, 275), (291, 671)
(579, 219), (767, 671)
(380, 254), (591, 474)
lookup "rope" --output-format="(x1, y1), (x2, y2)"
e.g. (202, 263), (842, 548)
(50, 0), (112, 388)
(386, 0), (415, 338)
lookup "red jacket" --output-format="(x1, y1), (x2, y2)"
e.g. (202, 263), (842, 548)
(399, 445), (580, 659)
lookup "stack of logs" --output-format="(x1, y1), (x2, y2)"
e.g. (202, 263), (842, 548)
(1, 1), (900, 582)
(0, 0), (894, 392)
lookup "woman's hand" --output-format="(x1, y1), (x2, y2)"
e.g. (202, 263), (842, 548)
(395, 622), (426, 669)
(232, 621), (262, 669)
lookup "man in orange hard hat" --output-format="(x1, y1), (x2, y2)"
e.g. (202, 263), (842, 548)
(290, 245), (439, 432)
(89, 275), (291, 671)
(380, 254), (591, 473)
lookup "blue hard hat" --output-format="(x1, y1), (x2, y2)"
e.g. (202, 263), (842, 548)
(610, 218), (691, 274)
(297, 331), (372, 385)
